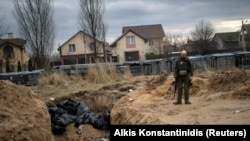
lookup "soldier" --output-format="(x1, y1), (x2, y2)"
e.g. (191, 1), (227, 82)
(173, 50), (193, 105)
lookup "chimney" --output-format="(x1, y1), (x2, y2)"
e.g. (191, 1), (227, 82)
(7, 33), (13, 39)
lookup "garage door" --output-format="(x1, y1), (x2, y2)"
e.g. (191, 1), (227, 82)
(125, 51), (139, 61)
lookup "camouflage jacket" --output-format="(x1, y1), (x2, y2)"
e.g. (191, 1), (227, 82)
(174, 57), (193, 78)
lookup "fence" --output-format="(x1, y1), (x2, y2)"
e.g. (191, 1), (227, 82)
(54, 51), (250, 77)
(1, 51), (250, 86)
(0, 69), (44, 86)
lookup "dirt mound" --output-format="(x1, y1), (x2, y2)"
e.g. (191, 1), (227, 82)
(111, 74), (176, 124)
(110, 92), (161, 124)
(0, 80), (54, 141)
(111, 73), (212, 125)
(146, 74), (206, 98)
(189, 77), (207, 96)
(208, 69), (250, 100)
(232, 86), (250, 99)
(208, 69), (249, 92)
(146, 72), (168, 91)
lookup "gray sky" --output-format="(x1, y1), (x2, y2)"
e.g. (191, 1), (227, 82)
(0, 0), (250, 50)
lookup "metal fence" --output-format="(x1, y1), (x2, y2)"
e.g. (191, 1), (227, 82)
(54, 51), (250, 77)
(0, 69), (44, 86)
(1, 51), (250, 86)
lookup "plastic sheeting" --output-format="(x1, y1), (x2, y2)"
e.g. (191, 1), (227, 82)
(48, 99), (110, 135)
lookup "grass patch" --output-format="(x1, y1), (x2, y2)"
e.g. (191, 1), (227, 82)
(37, 63), (133, 87)
(86, 63), (133, 84)
(37, 71), (70, 87)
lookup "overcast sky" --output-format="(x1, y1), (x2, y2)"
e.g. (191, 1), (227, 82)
(0, 0), (250, 50)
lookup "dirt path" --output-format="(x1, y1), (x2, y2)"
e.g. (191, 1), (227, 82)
(140, 94), (250, 124)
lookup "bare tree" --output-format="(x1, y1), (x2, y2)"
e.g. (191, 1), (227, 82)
(164, 33), (187, 52)
(13, 0), (55, 69)
(0, 15), (9, 38)
(50, 51), (61, 62)
(190, 19), (215, 54)
(79, 0), (106, 61)
(191, 19), (214, 41)
(149, 39), (164, 58)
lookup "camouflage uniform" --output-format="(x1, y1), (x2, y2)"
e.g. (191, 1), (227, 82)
(174, 56), (193, 104)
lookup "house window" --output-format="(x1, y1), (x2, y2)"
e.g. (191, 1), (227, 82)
(89, 43), (94, 50)
(126, 36), (135, 45)
(69, 44), (76, 52)
(4, 45), (14, 58)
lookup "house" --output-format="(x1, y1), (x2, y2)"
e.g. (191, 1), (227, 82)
(57, 31), (111, 65)
(0, 33), (27, 73)
(110, 24), (165, 62)
(239, 24), (250, 50)
(212, 32), (240, 50)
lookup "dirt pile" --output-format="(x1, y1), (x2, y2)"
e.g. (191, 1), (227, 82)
(111, 74), (171, 124)
(189, 77), (207, 96)
(208, 69), (250, 99)
(146, 73), (205, 98)
(0, 80), (55, 141)
(146, 72), (168, 91)
(146, 72), (173, 97)
(112, 73), (207, 124)
(111, 73), (217, 125)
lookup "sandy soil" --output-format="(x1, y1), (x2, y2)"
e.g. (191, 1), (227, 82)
(1, 69), (249, 141)
(111, 69), (250, 125)
(0, 80), (55, 141)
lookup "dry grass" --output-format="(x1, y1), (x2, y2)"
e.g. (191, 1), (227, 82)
(86, 63), (133, 84)
(37, 71), (70, 87)
(69, 71), (84, 83)
(37, 63), (133, 87)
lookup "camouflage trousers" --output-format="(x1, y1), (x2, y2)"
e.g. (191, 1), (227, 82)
(176, 75), (191, 103)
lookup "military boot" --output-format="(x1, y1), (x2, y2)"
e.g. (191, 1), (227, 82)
(173, 101), (182, 105)
(173, 95), (182, 105)
(184, 94), (191, 104)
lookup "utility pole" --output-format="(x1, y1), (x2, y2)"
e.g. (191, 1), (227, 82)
(241, 19), (248, 52)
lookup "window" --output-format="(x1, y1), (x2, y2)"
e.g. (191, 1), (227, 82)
(126, 36), (135, 44)
(4, 45), (14, 58)
(89, 43), (94, 50)
(69, 44), (76, 52)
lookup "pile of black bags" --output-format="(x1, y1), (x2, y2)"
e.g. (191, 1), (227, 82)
(48, 99), (110, 135)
